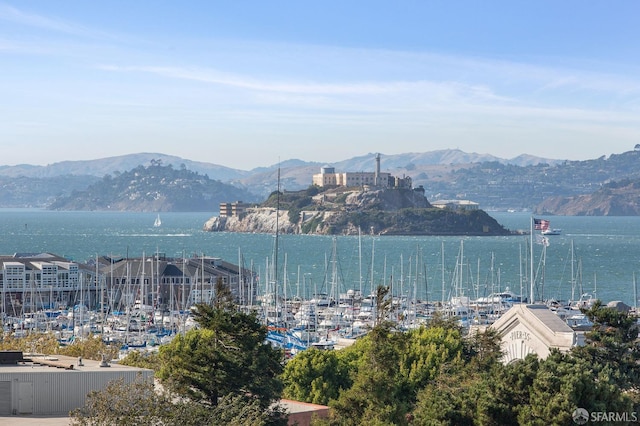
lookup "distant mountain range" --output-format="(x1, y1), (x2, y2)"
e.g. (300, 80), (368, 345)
(0, 153), (251, 181)
(0, 149), (559, 180)
(3, 148), (640, 214)
(0, 149), (562, 200)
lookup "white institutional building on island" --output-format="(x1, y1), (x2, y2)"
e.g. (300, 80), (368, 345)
(312, 153), (411, 189)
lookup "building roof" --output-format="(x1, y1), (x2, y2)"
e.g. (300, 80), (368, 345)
(492, 304), (574, 335)
(279, 399), (329, 414)
(98, 255), (247, 281)
(522, 304), (575, 332)
(0, 253), (91, 274)
(0, 354), (152, 374)
(489, 304), (576, 362)
(432, 199), (478, 206)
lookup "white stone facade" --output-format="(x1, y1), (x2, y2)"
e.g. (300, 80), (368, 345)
(489, 304), (577, 363)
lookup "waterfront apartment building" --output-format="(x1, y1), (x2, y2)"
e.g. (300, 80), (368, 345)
(97, 253), (257, 312)
(0, 252), (255, 319)
(0, 253), (97, 317)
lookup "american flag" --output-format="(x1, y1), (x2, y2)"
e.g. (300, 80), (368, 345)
(533, 218), (550, 231)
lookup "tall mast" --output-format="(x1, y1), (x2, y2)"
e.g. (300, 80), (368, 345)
(201, 254), (204, 304)
(238, 248), (243, 306)
(370, 238), (375, 297)
(530, 217), (534, 303)
(441, 241), (445, 307)
(141, 251), (145, 308)
(634, 272), (637, 313)
(274, 164), (280, 309)
(358, 227), (363, 297)
(519, 244), (523, 301)
(571, 240), (575, 302)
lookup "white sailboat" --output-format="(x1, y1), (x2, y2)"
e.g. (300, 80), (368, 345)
(154, 214), (161, 227)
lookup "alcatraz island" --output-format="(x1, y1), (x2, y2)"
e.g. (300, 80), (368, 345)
(204, 154), (514, 236)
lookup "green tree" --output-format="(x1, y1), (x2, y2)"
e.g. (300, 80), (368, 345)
(399, 322), (467, 394)
(59, 334), (120, 361)
(374, 285), (392, 326)
(72, 281), (288, 426)
(462, 325), (503, 369)
(70, 375), (283, 426)
(403, 321), (500, 425)
(328, 321), (410, 425)
(476, 354), (540, 425)
(308, 315), (493, 425)
(210, 275), (235, 310)
(0, 331), (59, 354)
(0, 332), (119, 361)
(70, 375), (199, 426)
(519, 350), (633, 425)
(281, 347), (351, 405)
(572, 300), (640, 392)
(412, 364), (478, 426)
(157, 298), (284, 409)
(119, 349), (161, 371)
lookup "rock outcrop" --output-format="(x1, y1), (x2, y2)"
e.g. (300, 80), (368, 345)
(204, 187), (513, 236)
(204, 208), (300, 234)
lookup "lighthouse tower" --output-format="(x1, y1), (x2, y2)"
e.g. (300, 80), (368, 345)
(374, 153), (381, 186)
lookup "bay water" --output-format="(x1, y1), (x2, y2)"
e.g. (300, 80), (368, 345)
(1, 209), (640, 307)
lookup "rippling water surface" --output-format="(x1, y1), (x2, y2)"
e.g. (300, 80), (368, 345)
(1, 209), (640, 306)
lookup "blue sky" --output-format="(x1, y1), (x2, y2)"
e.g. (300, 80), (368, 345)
(2, 1), (640, 170)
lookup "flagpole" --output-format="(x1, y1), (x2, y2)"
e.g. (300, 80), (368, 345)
(530, 216), (534, 303)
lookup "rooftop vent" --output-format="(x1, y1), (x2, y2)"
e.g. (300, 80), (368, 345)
(99, 354), (110, 368)
(0, 351), (23, 365)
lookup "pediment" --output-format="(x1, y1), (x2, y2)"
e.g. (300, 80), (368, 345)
(490, 304), (575, 362)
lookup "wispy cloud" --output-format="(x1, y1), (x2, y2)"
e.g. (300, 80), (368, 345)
(0, 3), (123, 41)
(0, 4), (87, 35)
(460, 54), (640, 96)
(3, 3), (639, 162)
(92, 59), (640, 135)
(4, 2), (638, 103)
(99, 64), (413, 95)
(98, 64), (512, 109)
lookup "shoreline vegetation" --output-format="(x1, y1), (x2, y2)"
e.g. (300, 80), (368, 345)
(205, 186), (515, 236)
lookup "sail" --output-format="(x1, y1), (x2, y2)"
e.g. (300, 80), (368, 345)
(154, 214), (161, 227)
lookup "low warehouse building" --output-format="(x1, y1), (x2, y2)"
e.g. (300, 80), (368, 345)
(0, 352), (153, 416)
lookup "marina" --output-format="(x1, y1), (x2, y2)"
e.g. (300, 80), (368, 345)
(1, 209), (640, 355)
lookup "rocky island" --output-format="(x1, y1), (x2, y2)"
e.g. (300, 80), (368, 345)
(203, 187), (511, 236)
(204, 155), (513, 236)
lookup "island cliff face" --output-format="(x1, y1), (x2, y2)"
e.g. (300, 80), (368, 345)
(204, 208), (300, 234)
(203, 187), (513, 236)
